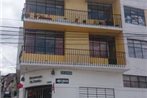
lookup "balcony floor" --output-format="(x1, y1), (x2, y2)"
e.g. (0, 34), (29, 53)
(24, 18), (122, 33)
(20, 62), (129, 73)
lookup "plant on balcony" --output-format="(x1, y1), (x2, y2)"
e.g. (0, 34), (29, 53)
(105, 19), (113, 26)
(25, 13), (30, 18)
(29, 13), (35, 19)
(34, 13), (38, 19)
(75, 18), (79, 23)
(83, 19), (86, 24)
(46, 15), (52, 20)
(93, 20), (99, 25)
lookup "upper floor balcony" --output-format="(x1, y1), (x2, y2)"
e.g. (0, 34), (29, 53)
(18, 29), (127, 73)
(19, 47), (127, 72)
(22, 0), (122, 32)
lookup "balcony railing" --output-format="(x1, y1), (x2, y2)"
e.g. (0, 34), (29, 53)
(20, 47), (126, 68)
(22, 3), (122, 28)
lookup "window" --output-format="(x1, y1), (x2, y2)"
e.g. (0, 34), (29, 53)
(26, 85), (52, 98)
(88, 2), (112, 20)
(128, 39), (147, 59)
(124, 6), (145, 26)
(26, 0), (64, 16)
(24, 30), (64, 55)
(123, 75), (147, 88)
(79, 87), (115, 98)
(89, 35), (109, 58)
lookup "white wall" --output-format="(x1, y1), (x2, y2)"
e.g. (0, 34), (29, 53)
(21, 68), (147, 98)
(116, 88), (147, 98)
(21, 69), (123, 98)
(120, 0), (147, 76)
(24, 69), (123, 88)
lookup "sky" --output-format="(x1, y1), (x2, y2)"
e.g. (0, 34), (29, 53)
(0, 0), (25, 75)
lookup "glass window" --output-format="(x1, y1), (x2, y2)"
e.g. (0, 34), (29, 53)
(25, 33), (35, 53)
(123, 75), (147, 88)
(46, 38), (55, 54)
(24, 30), (64, 55)
(143, 49), (147, 59)
(26, 0), (64, 16)
(27, 4), (36, 13)
(36, 4), (46, 14)
(89, 36), (109, 58)
(88, 2), (112, 20)
(46, 0), (64, 16)
(128, 47), (135, 57)
(134, 47), (142, 58)
(46, 7), (56, 15)
(127, 39), (147, 59)
(35, 34), (46, 53)
(130, 76), (138, 87)
(124, 6), (145, 26)
(123, 75), (131, 87)
(55, 38), (64, 55)
(142, 42), (147, 58)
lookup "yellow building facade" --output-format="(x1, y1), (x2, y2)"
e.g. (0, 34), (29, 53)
(21, 0), (126, 68)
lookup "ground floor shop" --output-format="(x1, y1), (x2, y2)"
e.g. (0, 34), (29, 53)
(19, 69), (147, 98)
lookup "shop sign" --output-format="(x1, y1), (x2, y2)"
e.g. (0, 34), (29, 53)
(56, 78), (69, 84)
(29, 75), (42, 83)
(61, 71), (72, 75)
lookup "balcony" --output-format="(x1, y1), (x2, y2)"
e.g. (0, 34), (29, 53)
(19, 47), (127, 72)
(22, 3), (122, 32)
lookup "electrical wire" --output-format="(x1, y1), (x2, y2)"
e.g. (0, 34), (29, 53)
(0, 31), (146, 46)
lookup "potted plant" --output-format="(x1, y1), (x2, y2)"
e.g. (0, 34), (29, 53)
(83, 19), (86, 24)
(75, 18), (79, 23)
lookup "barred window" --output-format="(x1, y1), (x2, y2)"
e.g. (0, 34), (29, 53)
(123, 75), (147, 88)
(79, 87), (115, 98)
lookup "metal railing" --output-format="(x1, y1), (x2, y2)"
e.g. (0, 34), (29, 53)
(22, 3), (122, 28)
(20, 47), (126, 67)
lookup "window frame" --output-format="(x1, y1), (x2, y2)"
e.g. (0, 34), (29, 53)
(89, 35), (109, 58)
(124, 6), (146, 26)
(127, 39), (147, 59)
(24, 29), (64, 55)
(26, 0), (64, 16)
(123, 75), (147, 88)
(88, 2), (113, 20)
(79, 87), (115, 98)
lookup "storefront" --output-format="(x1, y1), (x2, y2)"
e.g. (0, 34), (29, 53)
(25, 85), (52, 98)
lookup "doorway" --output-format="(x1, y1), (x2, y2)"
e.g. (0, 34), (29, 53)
(26, 85), (52, 98)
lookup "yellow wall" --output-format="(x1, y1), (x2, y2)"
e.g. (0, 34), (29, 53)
(115, 33), (126, 65)
(65, 32), (89, 49)
(113, 0), (121, 15)
(65, 0), (87, 11)
(113, 0), (121, 27)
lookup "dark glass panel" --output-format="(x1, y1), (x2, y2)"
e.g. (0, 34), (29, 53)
(128, 47), (135, 57)
(25, 33), (35, 53)
(134, 47), (143, 58)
